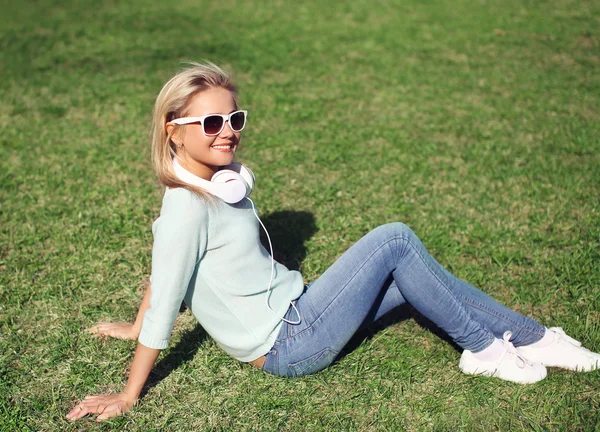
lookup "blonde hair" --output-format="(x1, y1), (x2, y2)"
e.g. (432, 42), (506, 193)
(150, 61), (238, 199)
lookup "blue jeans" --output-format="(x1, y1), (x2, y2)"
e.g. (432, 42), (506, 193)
(262, 223), (545, 378)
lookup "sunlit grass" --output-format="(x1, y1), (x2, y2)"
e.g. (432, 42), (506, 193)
(1, 0), (599, 430)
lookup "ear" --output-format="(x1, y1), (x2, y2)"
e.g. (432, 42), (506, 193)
(165, 121), (175, 135)
(166, 122), (181, 143)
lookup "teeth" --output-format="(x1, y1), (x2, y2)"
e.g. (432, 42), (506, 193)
(212, 145), (231, 150)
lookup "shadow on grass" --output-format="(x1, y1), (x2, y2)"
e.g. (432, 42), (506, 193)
(338, 278), (461, 363)
(141, 210), (317, 395)
(339, 307), (461, 363)
(142, 324), (207, 398)
(260, 210), (317, 272)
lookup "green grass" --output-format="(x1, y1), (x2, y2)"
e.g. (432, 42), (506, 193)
(1, 0), (599, 430)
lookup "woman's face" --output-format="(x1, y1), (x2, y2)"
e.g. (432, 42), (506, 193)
(171, 87), (241, 180)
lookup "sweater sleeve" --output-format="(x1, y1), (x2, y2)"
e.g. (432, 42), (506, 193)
(138, 190), (209, 349)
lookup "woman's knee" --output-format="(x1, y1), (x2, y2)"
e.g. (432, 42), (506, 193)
(363, 223), (417, 256)
(375, 222), (415, 240)
(355, 223), (418, 259)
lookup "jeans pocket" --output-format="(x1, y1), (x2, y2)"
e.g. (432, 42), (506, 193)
(288, 348), (339, 377)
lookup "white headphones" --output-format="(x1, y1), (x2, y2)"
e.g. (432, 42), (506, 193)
(172, 157), (254, 204)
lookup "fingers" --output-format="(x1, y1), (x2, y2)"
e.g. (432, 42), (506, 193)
(66, 395), (131, 422)
(96, 404), (123, 421)
(83, 395), (101, 401)
(66, 397), (111, 421)
(66, 404), (83, 421)
(86, 322), (135, 340)
(86, 323), (101, 335)
(87, 322), (113, 336)
(66, 400), (96, 421)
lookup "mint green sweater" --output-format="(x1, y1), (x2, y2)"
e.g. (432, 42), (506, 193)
(139, 187), (304, 362)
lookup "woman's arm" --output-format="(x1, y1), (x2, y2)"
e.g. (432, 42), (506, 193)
(132, 283), (153, 334)
(66, 342), (161, 422)
(88, 282), (153, 340)
(70, 191), (209, 421)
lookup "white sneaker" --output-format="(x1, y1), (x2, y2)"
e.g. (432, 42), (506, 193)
(516, 327), (600, 372)
(459, 332), (547, 384)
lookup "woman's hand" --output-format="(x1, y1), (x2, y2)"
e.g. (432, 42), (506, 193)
(66, 393), (136, 422)
(87, 322), (140, 340)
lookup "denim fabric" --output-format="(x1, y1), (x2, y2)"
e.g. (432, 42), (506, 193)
(262, 223), (545, 378)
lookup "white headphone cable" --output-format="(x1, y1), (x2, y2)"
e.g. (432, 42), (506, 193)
(247, 197), (301, 325)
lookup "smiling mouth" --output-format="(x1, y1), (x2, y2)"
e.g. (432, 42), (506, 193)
(211, 144), (235, 151)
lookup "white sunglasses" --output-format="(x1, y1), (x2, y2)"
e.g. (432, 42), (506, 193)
(170, 110), (247, 136)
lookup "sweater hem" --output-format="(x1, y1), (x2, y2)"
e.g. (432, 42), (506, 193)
(227, 321), (283, 362)
(138, 331), (170, 350)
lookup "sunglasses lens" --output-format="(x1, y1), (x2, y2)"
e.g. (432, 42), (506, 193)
(230, 111), (246, 132)
(203, 115), (224, 135)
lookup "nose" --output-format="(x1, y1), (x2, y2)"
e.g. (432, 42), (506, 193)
(219, 120), (235, 137)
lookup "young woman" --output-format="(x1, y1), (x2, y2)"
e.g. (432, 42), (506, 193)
(67, 62), (600, 422)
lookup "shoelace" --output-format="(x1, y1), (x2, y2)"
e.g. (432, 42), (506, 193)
(549, 327), (582, 347)
(501, 331), (531, 369)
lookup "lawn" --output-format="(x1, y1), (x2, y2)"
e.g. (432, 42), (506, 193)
(1, 0), (599, 430)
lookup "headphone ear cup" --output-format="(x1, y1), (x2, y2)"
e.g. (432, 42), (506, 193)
(218, 163), (254, 195)
(236, 164), (255, 193)
(210, 170), (249, 203)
